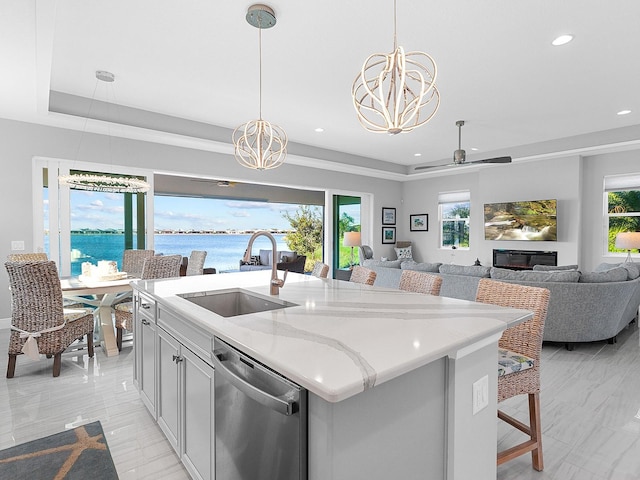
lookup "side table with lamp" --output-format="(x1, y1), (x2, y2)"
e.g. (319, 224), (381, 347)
(343, 231), (361, 269)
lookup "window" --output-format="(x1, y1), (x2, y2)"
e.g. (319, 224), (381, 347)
(604, 173), (640, 254)
(439, 191), (470, 249)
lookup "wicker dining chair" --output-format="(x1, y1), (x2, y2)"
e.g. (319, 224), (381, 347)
(399, 270), (443, 295)
(311, 262), (330, 278)
(7, 252), (49, 262)
(186, 250), (207, 276)
(349, 266), (377, 286)
(5, 261), (94, 378)
(122, 249), (155, 278)
(114, 254), (182, 350)
(475, 278), (550, 471)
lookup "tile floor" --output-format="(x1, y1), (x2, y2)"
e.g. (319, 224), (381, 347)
(0, 323), (639, 479)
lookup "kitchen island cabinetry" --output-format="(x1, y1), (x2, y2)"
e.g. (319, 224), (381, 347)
(133, 291), (157, 416)
(136, 291), (215, 480)
(133, 272), (532, 480)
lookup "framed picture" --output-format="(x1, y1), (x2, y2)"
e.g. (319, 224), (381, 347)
(382, 226), (396, 244)
(410, 214), (429, 232)
(382, 207), (396, 225)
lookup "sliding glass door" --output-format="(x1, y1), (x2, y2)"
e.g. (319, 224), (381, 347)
(34, 158), (152, 276)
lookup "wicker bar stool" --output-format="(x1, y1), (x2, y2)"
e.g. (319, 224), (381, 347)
(475, 278), (550, 471)
(349, 266), (377, 285)
(114, 254), (182, 350)
(311, 262), (330, 278)
(7, 252), (48, 262)
(399, 270), (443, 295)
(5, 261), (94, 378)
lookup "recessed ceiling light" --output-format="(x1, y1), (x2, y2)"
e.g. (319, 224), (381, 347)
(413, 153), (422, 157)
(617, 110), (632, 116)
(314, 127), (324, 133)
(470, 147), (479, 151)
(552, 34), (574, 46)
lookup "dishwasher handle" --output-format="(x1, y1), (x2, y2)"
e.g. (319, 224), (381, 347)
(212, 352), (297, 416)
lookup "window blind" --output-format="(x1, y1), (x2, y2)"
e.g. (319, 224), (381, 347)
(438, 191), (470, 203)
(604, 173), (640, 192)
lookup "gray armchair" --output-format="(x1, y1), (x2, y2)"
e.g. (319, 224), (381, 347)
(358, 245), (374, 264)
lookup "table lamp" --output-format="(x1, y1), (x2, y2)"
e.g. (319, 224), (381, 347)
(343, 232), (361, 268)
(615, 232), (640, 262)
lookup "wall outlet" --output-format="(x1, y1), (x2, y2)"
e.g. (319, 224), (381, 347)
(472, 375), (489, 415)
(11, 240), (25, 251)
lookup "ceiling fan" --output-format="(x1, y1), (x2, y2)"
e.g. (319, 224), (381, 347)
(415, 120), (512, 170)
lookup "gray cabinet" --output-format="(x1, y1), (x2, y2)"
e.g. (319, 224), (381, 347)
(157, 327), (181, 451)
(133, 291), (157, 416)
(156, 305), (215, 480)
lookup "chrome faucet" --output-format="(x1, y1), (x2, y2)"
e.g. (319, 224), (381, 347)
(243, 231), (287, 296)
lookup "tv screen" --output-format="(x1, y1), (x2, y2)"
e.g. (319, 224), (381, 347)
(484, 199), (557, 241)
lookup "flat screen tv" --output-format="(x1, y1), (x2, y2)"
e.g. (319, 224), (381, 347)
(484, 199), (557, 241)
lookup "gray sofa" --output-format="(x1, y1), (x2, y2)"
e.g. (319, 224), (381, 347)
(364, 260), (640, 349)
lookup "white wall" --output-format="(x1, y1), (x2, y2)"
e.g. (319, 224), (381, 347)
(401, 156), (582, 267)
(0, 118), (402, 318)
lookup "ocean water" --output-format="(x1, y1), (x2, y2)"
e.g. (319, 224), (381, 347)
(66, 233), (289, 276)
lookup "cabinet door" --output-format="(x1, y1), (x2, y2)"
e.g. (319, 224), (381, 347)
(181, 348), (215, 480)
(157, 327), (181, 453)
(138, 316), (157, 415)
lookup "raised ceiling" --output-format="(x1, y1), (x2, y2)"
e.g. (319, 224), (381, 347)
(1, 1), (640, 178)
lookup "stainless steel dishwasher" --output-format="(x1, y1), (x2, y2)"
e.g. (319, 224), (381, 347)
(212, 337), (307, 480)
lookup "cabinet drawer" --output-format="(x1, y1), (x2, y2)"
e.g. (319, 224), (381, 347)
(136, 292), (156, 322)
(157, 304), (212, 363)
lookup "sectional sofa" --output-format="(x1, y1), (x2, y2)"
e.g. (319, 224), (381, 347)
(362, 259), (640, 349)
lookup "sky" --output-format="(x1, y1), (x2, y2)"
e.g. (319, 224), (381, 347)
(45, 190), (320, 231)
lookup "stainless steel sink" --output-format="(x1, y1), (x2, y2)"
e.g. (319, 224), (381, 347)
(179, 289), (297, 318)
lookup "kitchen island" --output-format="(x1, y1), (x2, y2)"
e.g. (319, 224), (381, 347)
(132, 270), (532, 480)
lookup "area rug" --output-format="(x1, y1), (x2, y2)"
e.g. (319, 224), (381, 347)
(0, 421), (119, 480)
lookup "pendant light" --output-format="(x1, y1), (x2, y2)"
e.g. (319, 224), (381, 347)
(352, 0), (440, 135)
(233, 4), (287, 170)
(58, 71), (151, 193)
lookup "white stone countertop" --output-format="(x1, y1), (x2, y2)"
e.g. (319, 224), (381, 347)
(134, 271), (532, 403)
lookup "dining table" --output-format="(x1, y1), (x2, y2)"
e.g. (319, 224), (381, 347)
(60, 275), (136, 356)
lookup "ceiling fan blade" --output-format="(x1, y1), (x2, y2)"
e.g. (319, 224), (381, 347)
(414, 156), (512, 170)
(467, 156), (512, 165)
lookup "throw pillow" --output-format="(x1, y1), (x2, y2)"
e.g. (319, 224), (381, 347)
(579, 266), (629, 283)
(490, 268), (580, 283)
(249, 255), (260, 266)
(401, 261), (442, 273)
(278, 250), (296, 262)
(532, 264), (578, 271)
(594, 262), (640, 280)
(394, 246), (413, 261)
(259, 249), (271, 266)
(622, 262), (640, 280)
(439, 264), (491, 277)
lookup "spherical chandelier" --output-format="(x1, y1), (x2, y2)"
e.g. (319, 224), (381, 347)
(352, 0), (440, 135)
(233, 4), (287, 170)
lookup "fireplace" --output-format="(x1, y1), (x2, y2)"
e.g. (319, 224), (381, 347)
(492, 249), (557, 270)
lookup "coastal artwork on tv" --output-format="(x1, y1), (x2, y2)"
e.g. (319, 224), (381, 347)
(484, 199), (557, 241)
